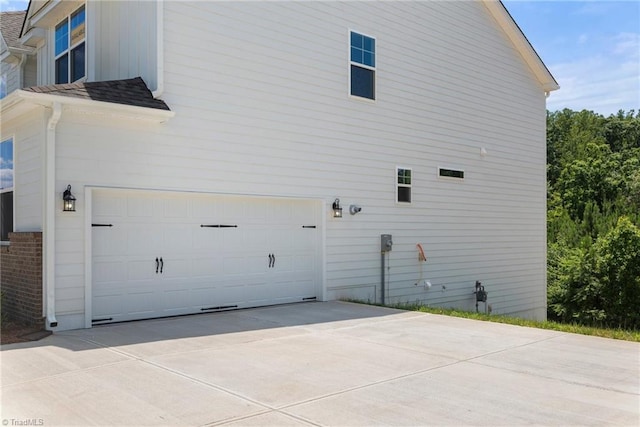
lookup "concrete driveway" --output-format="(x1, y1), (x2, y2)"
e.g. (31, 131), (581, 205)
(1, 301), (638, 426)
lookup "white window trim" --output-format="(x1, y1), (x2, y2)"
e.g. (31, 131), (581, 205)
(396, 166), (412, 204)
(53, 4), (87, 85)
(348, 29), (377, 103)
(437, 166), (465, 181)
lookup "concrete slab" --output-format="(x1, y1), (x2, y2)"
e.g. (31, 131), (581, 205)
(1, 301), (638, 426)
(285, 361), (638, 426)
(151, 332), (455, 407)
(1, 360), (266, 425)
(0, 335), (130, 386)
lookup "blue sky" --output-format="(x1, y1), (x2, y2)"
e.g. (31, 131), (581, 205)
(503, 0), (639, 115)
(1, 0), (638, 116)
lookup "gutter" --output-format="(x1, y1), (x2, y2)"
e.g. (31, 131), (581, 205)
(13, 90), (174, 122)
(44, 101), (62, 329)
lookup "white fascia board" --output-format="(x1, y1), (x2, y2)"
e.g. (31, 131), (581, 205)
(29, 0), (83, 28)
(9, 89), (175, 123)
(483, 0), (560, 92)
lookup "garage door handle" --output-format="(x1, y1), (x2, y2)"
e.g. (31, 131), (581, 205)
(268, 253), (273, 268)
(160, 257), (164, 274)
(156, 257), (159, 274)
(272, 254), (275, 268)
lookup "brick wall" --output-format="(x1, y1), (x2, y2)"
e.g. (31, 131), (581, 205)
(0, 232), (44, 327)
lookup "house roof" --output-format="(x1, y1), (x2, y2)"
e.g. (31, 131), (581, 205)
(22, 77), (171, 111)
(1, 10), (30, 54)
(1, 11), (26, 49)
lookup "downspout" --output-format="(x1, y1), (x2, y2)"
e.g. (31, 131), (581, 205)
(151, 0), (164, 98)
(17, 53), (26, 88)
(44, 102), (62, 329)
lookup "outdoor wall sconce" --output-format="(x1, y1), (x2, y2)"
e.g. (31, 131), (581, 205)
(63, 185), (76, 212)
(332, 198), (342, 218)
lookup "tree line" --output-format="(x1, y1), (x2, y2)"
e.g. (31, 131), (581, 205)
(546, 109), (640, 329)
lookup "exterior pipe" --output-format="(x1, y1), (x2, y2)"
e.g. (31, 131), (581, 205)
(380, 252), (385, 305)
(44, 102), (62, 329)
(151, 0), (164, 98)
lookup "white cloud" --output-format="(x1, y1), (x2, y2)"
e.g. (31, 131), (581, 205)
(612, 32), (640, 57)
(547, 32), (640, 115)
(0, 168), (13, 189)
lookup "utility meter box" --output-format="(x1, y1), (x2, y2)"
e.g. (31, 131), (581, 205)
(381, 234), (393, 252)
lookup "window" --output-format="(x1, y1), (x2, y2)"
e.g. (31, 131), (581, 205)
(55, 5), (86, 84)
(397, 167), (411, 203)
(1, 138), (14, 241)
(439, 167), (465, 180)
(350, 31), (375, 100)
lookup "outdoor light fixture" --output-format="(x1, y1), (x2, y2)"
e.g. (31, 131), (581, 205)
(62, 185), (76, 212)
(332, 198), (342, 218)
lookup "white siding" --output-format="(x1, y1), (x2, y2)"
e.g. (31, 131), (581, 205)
(92, 0), (157, 90)
(36, 1), (548, 327)
(23, 55), (37, 88)
(0, 108), (46, 231)
(1, 61), (20, 94)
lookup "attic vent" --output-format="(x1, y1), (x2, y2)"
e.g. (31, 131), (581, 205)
(439, 168), (464, 180)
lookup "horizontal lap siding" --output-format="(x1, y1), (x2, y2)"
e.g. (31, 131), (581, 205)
(52, 1), (547, 322)
(1, 110), (45, 232)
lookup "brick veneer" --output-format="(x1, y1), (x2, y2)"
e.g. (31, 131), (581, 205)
(0, 232), (44, 327)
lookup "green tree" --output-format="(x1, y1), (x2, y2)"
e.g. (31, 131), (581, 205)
(546, 109), (640, 330)
(594, 217), (640, 329)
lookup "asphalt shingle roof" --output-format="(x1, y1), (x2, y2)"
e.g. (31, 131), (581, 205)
(0, 11), (27, 50)
(23, 77), (171, 111)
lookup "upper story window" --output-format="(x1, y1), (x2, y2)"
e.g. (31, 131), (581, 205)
(350, 31), (375, 100)
(1, 138), (14, 242)
(55, 5), (86, 84)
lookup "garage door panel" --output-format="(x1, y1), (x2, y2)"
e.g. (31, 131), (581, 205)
(92, 227), (127, 256)
(295, 255), (315, 273)
(192, 256), (221, 277)
(126, 196), (155, 219)
(93, 260), (126, 283)
(126, 291), (157, 316)
(223, 256), (246, 275)
(164, 227), (193, 253)
(160, 258), (191, 279)
(127, 259), (157, 281)
(93, 294), (124, 318)
(128, 226), (162, 255)
(93, 190), (319, 324)
(162, 197), (189, 218)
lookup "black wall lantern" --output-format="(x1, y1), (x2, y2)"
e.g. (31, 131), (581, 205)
(63, 185), (76, 212)
(332, 198), (342, 218)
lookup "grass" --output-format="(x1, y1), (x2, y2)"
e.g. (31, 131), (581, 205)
(349, 301), (640, 342)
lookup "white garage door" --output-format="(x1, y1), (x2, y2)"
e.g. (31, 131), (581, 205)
(92, 190), (320, 324)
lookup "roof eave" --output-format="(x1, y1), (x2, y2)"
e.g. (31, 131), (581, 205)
(3, 89), (175, 124)
(483, 0), (560, 92)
